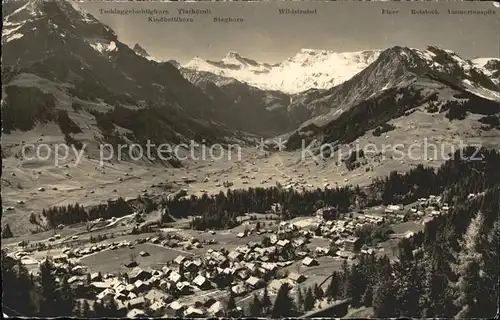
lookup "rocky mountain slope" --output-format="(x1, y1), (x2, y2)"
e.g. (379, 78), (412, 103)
(473, 58), (500, 85)
(183, 49), (381, 94)
(1, 0), (240, 160)
(285, 46), (500, 149)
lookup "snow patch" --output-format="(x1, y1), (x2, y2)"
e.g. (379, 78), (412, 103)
(5, 33), (24, 43)
(89, 41), (118, 53)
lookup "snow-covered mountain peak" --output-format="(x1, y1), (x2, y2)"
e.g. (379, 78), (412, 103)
(183, 48), (382, 93)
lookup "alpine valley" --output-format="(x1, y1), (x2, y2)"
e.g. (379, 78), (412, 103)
(1, 2), (500, 319)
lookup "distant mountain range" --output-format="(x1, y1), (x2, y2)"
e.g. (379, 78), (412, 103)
(2, 0), (499, 155)
(182, 49), (382, 94)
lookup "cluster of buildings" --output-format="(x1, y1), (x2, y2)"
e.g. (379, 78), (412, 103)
(42, 235), (326, 318)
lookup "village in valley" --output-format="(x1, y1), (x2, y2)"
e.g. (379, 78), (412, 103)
(3, 190), (452, 318)
(2, 0), (500, 318)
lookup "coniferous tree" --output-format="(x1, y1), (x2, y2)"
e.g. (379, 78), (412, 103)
(2, 223), (14, 238)
(362, 285), (373, 307)
(248, 294), (262, 317)
(325, 271), (342, 300)
(80, 300), (92, 318)
(313, 283), (324, 300)
(297, 286), (305, 311)
(271, 283), (296, 317)
(261, 286), (272, 315)
(372, 261), (397, 318)
(345, 264), (363, 307)
(303, 287), (315, 311)
(38, 259), (59, 317)
(226, 291), (237, 316)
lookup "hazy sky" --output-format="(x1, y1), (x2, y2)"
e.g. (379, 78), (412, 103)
(80, 1), (499, 63)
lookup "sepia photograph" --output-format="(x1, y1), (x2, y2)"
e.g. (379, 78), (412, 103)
(1, 0), (499, 318)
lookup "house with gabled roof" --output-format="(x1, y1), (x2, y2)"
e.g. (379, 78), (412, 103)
(246, 276), (265, 289)
(207, 301), (224, 316)
(288, 272), (306, 283)
(302, 257), (319, 267)
(128, 296), (146, 309)
(192, 275), (210, 290)
(174, 255), (186, 265)
(127, 308), (146, 318)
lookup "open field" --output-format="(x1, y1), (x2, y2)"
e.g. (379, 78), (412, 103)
(80, 243), (193, 274)
(5, 106), (498, 237)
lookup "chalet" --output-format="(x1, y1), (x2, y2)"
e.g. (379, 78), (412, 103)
(133, 280), (149, 293)
(128, 268), (152, 283)
(385, 204), (403, 213)
(139, 251), (149, 257)
(199, 297), (217, 308)
(128, 292), (138, 300)
(192, 275), (210, 290)
(162, 266), (172, 276)
(53, 254), (68, 264)
(168, 301), (186, 317)
(90, 272), (102, 282)
(268, 279), (293, 294)
(127, 309), (147, 318)
(336, 250), (356, 260)
(276, 239), (291, 248)
(68, 275), (86, 284)
(237, 232), (245, 238)
(343, 237), (360, 252)
(404, 231), (415, 239)
(223, 267), (236, 276)
(302, 257), (319, 267)
(246, 276), (265, 289)
(192, 259), (203, 268)
(288, 272), (306, 283)
(360, 248), (375, 255)
(315, 247), (330, 256)
(169, 271), (182, 283)
(150, 300), (167, 313)
(183, 260), (197, 272)
(71, 265), (85, 274)
(261, 262), (278, 272)
(97, 288), (115, 300)
(237, 269), (250, 280)
(228, 251), (243, 261)
(208, 301), (224, 317)
(176, 281), (192, 295)
(174, 255), (186, 265)
(91, 282), (110, 291)
(231, 283), (248, 296)
(184, 306), (204, 318)
(114, 293), (127, 302)
(216, 256), (230, 269)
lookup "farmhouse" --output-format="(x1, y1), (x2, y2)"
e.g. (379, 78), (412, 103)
(343, 237), (361, 252)
(288, 272), (306, 283)
(246, 276), (265, 289)
(207, 301), (224, 316)
(128, 268), (152, 283)
(231, 283), (248, 296)
(192, 275), (210, 290)
(302, 257), (319, 267)
(174, 255), (186, 265)
(228, 251), (243, 261)
(184, 306), (205, 318)
(127, 309), (146, 318)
